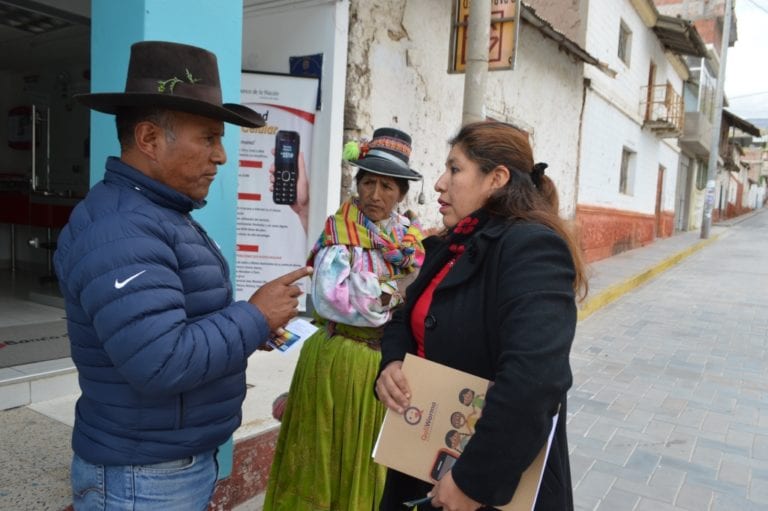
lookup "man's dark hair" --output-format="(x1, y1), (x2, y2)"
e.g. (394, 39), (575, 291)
(115, 108), (176, 150)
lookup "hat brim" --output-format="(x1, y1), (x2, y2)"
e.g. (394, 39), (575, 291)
(347, 156), (422, 181)
(75, 92), (265, 128)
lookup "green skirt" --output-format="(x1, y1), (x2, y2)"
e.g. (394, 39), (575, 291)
(262, 321), (387, 511)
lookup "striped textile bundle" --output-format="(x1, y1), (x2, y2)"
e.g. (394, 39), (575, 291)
(307, 199), (425, 277)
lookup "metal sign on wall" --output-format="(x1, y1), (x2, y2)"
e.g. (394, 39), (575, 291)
(452, 0), (521, 72)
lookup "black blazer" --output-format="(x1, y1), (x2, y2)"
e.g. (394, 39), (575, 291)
(379, 218), (576, 511)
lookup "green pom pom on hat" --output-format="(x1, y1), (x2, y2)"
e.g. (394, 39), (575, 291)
(342, 141), (360, 161)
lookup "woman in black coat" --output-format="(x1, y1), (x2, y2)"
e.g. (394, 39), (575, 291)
(375, 121), (588, 511)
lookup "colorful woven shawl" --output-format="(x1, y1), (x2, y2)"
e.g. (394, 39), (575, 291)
(308, 199), (425, 277)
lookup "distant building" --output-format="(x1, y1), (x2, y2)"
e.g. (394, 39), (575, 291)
(719, 110), (763, 217)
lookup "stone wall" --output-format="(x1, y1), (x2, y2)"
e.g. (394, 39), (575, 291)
(343, 0), (588, 228)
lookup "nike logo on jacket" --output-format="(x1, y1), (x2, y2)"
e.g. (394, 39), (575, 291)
(114, 270), (147, 289)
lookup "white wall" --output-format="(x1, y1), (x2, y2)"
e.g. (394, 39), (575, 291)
(579, 91), (644, 209)
(485, 26), (585, 218)
(242, 1), (348, 243)
(585, 0), (649, 117)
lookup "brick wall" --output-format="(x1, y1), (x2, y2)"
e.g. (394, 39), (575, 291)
(694, 19), (722, 49)
(209, 429), (279, 510)
(576, 205), (658, 262)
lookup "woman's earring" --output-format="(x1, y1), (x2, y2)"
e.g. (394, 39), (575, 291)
(418, 180), (426, 205)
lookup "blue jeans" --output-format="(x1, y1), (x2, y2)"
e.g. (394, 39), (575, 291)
(70, 451), (218, 511)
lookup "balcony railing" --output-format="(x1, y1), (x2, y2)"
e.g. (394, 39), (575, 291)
(640, 83), (684, 137)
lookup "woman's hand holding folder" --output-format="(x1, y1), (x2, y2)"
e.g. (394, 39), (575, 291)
(375, 360), (412, 414)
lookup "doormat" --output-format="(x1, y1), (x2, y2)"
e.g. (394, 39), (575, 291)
(0, 320), (70, 369)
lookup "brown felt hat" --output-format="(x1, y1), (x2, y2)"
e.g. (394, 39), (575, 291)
(76, 41), (264, 128)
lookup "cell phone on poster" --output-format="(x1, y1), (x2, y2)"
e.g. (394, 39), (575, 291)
(430, 449), (458, 481)
(273, 130), (300, 205)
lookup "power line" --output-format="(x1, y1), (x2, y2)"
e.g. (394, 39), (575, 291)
(729, 90), (768, 99)
(745, 0), (768, 15)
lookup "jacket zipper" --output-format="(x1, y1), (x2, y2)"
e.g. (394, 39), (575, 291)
(185, 215), (229, 281)
(180, 219), (218, 431)
(178, 394), (185, 429)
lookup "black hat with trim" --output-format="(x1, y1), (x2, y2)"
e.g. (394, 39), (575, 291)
(347, 127), (422, 181)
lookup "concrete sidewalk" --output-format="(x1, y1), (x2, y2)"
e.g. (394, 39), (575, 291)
(579, 223), (728, 320)
(0, 210), (761, 511)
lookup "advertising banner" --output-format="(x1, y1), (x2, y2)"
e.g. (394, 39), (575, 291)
(237, 72), (319, 307)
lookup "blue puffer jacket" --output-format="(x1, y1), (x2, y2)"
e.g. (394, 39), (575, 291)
(54, 157), (269, 465)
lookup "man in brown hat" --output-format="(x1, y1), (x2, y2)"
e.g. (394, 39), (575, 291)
(54, 41), (311, 509)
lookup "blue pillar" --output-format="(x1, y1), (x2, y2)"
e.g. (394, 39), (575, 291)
(90, 0), (244, 281)
(90, 0), (244, 479)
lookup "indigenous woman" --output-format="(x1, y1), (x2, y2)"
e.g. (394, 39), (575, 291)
(264, 128), (425, 511)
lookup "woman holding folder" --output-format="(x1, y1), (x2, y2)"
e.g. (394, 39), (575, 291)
(375, 121), (587, 511)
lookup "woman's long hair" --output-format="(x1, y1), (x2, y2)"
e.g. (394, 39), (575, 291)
(450, 121), (588, 299)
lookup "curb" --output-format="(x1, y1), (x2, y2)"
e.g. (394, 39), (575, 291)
(577, 232), (722, 321)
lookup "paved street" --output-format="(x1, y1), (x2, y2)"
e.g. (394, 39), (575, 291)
(569, 211), (768, 511)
